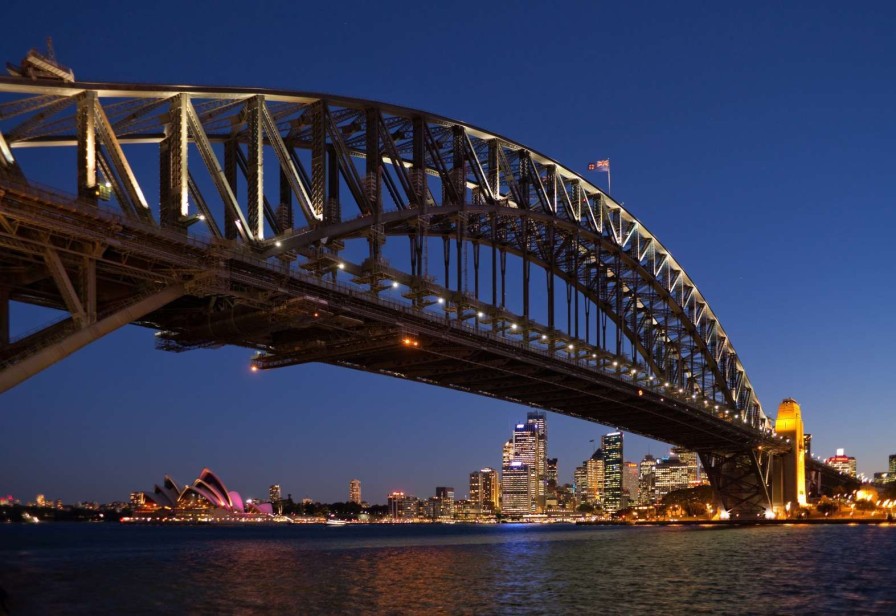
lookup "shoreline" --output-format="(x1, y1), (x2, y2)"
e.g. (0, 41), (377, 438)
(577, 518), (894, 526)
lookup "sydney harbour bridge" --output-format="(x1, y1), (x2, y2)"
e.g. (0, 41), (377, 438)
(0, 47), (854, 516)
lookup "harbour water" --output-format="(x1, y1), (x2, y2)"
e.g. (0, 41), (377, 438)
(1, 523), (895, 614)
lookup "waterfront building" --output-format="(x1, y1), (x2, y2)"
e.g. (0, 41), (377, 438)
(602, 432), (623, 512)
(469, 468), (499, 513)
(622, 461), (639, 507)
(349, 479), (362, 504)
(129, 492), (145, 509)
(826, 449), (857, 477)
(435, 487), (455, 518)
(135, 469), (273, 520)
(654, 455), (690, 499)
(388, 491), (417, 520)
(638, 454), (657, 504)
(889, 454), (896, 475)
(501, 461), (533, 515)
(35, 494), (46, 507)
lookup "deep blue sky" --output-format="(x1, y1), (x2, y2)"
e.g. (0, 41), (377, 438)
(2, 1), (894, 504)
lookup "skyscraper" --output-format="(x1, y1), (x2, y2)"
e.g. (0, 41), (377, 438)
(889, 454), (896, 475)
(511, 422), (539, 510)
(269, 484), (282, 514)
(502, 439), (514, 467)
(547, 458), (558, 487)
(602, 432), (623, 512)
(622, 461), (639, 507)
(501, 461), (532, 515)
(638, 454), (657, 505)
(349, 479), (361, 505)
(654, 455), (689, 498)
(435, 487), (455, 518)
(470, 468), (499, 513)
(671, 448), (701, 486)
(526, 411), (548, 501)
(577, 448), (605, 505)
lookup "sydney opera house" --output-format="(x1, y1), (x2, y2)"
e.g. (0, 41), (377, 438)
(132, 468), (273, 521)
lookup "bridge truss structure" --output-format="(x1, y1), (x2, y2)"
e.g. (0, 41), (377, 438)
(1, 51), (834, 515)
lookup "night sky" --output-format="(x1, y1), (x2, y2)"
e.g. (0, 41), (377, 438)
(2, 1), (894, 505)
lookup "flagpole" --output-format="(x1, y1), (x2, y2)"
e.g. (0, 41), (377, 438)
(607, 160), (611, 195)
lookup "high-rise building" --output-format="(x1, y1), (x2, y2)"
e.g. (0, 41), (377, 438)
(388, 491), (417, 520)
(501, 461), (533, 515)
(671, 448), (701, 486)
(826, 448), (857, 477)
(547, 458), (558, 487)
(576, 448), (605, 505)
(435, 487), (455, 518)
(269, 484), (282, 514)
(470, 468), (499, 513)
(602, 432), (623, 512)
(889, 454), (896, 475)
(502, 439), (514, 467)
(35, 494), (46, 507)
(573, 464), (588, 503)
(511, 422), (539, 509)
(527, 411), (548, 500)
(622, 461), (639, 507)
(349, 479), (362, 504)
(638, 454), (657, 505)
(654, 455), (689, 499)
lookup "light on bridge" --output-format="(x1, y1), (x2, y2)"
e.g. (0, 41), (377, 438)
(338, 263), (345, 270)
(250, 365), (259, 373)
(275, 240), (282, 247)
(392, 281), (399, 288)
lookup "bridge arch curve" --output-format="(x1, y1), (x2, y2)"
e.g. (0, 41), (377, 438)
(0, 77), (767, 432)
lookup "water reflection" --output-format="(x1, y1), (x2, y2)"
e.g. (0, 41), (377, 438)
(1, 524), (894, 614)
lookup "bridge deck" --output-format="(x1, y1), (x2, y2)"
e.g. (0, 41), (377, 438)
(0, 180), (784, 454)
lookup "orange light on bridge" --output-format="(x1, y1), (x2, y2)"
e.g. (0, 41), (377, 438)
(250, 365), (259, 373)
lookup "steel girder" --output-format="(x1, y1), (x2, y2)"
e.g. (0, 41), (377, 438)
(0, 77), (777, 466)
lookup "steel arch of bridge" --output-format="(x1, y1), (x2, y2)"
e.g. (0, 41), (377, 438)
(0, 72), (796, 514)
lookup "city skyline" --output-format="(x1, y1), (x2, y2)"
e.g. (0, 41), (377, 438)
(3, 2), (896, 503)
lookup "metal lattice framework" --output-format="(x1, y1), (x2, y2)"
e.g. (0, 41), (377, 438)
(3, 59), (830, 514)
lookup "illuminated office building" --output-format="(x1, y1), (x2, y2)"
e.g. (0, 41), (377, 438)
(654, 455), (689, 499)
(501, 461), (533, 515)
(349, 479), (362, 504)
(388, 491), (417, 520)
(547, 458), (558, 487)
(435, 486), (455, 518)
(526, 411), (548, 500)
(826, 449), (857, 478)
(638, 454), (657, 504)
(602, 432), (623, 512)
(269, 484), (282, 514)
(622, 461), (639, 507)
(671, 448), (702, 486)
(469, 468), (499, 513)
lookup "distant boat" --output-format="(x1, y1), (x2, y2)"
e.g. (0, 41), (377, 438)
(325, 518), (348, 527)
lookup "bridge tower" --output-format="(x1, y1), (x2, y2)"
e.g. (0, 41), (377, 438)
(772, 398), (807, 512)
